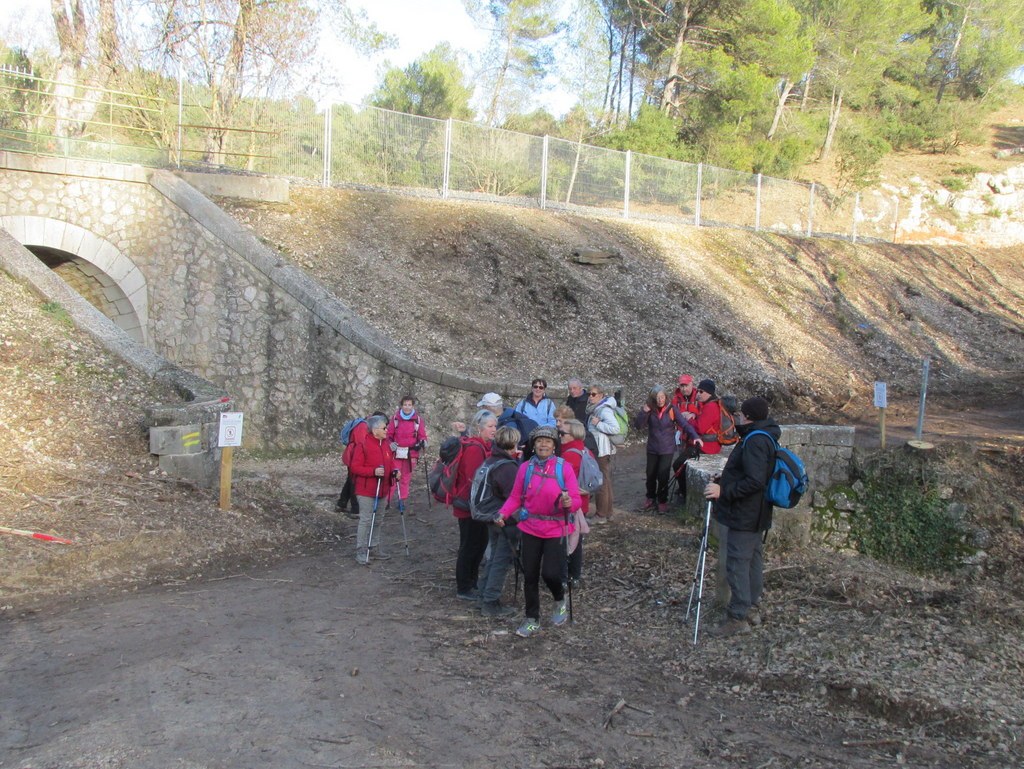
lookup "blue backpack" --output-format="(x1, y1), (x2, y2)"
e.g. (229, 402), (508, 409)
(339, 417), (366, 445)
(743, 430), (808, 509)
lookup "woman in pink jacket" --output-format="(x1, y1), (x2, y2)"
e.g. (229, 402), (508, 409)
(498, 425), (582, 638)
(385, 395), (428, 509)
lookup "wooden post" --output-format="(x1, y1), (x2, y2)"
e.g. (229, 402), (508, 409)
(219, 446), (233, 510)
(879, 407), (886, 449)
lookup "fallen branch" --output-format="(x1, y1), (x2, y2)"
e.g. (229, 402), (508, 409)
(603, 698), (627, 729)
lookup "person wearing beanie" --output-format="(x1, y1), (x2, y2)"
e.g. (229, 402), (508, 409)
(704, 395), (781, 637)
(691, 379), (724, 455)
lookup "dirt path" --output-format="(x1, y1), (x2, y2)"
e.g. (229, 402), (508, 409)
(3, 444), (1014, 769)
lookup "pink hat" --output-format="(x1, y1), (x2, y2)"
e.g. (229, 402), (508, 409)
(678, 374), (694, 385)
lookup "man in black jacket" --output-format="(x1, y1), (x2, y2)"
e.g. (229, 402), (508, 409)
(703, 396), (778, 637)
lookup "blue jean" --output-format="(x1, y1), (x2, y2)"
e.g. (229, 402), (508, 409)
(480, 525), (519, 603)
(725, 529), (764, 620)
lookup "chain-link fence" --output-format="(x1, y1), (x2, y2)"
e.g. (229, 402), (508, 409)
(0, 65), (893, 243)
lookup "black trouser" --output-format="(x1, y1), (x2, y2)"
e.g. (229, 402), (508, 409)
(520, 531), (565, 620)
(645, 452), (674, 503)
(455, 517), (489, 594)
(337, 473), (359, 514)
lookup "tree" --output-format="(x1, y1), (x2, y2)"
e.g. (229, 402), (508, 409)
(464, 0), (562, 126)
(369, 44), (474, 119)
(50, 0), (119, 137)
(730, 0), (815, 140)
(922, 0), (1024, 103)
(147, 0), (394, 163)
(797, 0), (928, 159)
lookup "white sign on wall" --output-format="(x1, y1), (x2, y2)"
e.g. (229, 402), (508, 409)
(218, 412), (244, 448)
(873, 382), (888, 409)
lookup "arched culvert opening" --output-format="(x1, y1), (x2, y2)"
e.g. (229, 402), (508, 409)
(29, 246), (146, 345)
(1, 216), (149, 345)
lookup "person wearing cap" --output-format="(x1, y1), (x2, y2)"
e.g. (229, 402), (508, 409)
(476, 392), (538, 451)
(691, 378), (725, 455)
(671, 374), (700, 422)
(497, 425), (582, 637)
(703, 396), (780, 637)
(513, 378), (557, 428)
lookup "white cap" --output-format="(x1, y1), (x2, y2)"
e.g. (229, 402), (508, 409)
(477, 392), (503, 407)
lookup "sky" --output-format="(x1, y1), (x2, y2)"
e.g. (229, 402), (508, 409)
(0, 0), (577, 116)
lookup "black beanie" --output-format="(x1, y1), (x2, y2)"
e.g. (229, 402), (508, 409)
(741, 396), (770, 422)
(696, 379), (716, 396)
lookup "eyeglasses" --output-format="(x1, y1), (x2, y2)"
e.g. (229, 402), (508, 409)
(557, 430), (567, 436)
(532, 384), (546, 390)
(588, 392), (601, 397)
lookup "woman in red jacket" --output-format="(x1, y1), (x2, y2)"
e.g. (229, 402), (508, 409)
(691, 379), (723, 455)
(453, 409), (497, 600)
(349, 415), (398, 564)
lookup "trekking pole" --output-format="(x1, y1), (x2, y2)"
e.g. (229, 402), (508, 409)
(563, 506), (574, 623)
(686, 499), (713, 645)
(367, 474), (383, 561)
(422, 459), (432, 510)
(398, 495), (410, 556)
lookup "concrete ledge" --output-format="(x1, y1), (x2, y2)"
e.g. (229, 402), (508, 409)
(180, 171), (289, 203)
(0, 151), (150, 184)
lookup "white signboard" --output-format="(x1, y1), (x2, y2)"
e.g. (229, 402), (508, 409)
(873, 382), (888, 409)
(218, 412), (244, 448)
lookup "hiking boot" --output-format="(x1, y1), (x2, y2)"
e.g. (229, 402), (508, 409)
(748, 605), (764, 627)
(456, 588), (480, 602)
(657, 502), (669, 514)
(369, 550), (391, 561)
(355, 552), (370, 566)
(590, 515), (608, 525)
(551, 600), (569, 626)
(643, 498), (656, 511)
(481, 600), (516, 618)
(709, 617), (751, 638)
(515, 618), (541, 638)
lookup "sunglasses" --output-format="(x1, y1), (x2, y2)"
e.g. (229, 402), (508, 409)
(588, 392), (601, 397)
(533, 384), (546, 390)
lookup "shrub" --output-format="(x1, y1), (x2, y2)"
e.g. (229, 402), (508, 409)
(847, 450), (973, 574)
(940, 177), (968, 192)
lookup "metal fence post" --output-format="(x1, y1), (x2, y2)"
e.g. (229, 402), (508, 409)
(624, 150), (632, 219)
(807, 182), (815, 237)
(176, 61), (183, 169)
(695, 163), (703, 227)
(755, 172), (762, 231)
(541, 135), (549, 210)
(442, 118), (452, 199)
(322, 105), (332, 188)
(852, 192), (860, 243)
(915, 356), (930, 441)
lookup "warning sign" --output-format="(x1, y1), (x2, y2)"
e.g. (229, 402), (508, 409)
(218, 412), (244, 448)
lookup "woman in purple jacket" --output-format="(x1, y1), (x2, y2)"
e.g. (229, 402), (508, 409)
(498, 425), (582, 638)
(634, 385), (702, 513)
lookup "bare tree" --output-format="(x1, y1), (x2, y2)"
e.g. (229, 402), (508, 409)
(50, 0), (119, 137)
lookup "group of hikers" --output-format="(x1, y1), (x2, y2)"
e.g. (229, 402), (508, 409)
(337, 375), (782, 639)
